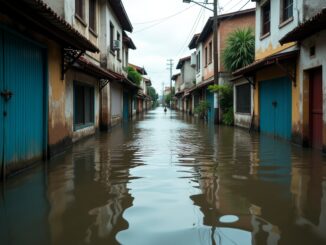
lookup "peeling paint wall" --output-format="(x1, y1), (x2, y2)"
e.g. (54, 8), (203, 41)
(299, 30), (326, 149)
(110, 82), (123, 126)
(255, 0), (301, 60)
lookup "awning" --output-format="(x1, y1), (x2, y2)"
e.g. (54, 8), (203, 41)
(232, 50), (299, 77)
(0, 0), (99, 52)
(76, 57), (139, 90)
(280, 8), (326, 44)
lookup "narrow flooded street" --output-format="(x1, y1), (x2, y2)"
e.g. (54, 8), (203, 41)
(1, 108), (326, 245)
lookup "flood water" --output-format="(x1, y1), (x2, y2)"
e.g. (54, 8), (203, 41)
(1, 108), (326, 245)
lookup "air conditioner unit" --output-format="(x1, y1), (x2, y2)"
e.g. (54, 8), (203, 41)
(190, 52), (196, 67)
(112, 40), (120, 51)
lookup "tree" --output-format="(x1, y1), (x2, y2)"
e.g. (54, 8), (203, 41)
(127, 66), (142, 86)
(147, 86), (159, 107)
(222, 28), (255, 72)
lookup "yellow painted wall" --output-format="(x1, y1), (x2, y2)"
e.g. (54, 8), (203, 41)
(255, 42), (296, 60)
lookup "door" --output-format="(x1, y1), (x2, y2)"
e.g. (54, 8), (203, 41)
(206, 90), (214, 121)
(260, 77), (292, 140)
(123, 92), (129, 120)
(0, 29), (45, 174)
(310, 68), (323, 149)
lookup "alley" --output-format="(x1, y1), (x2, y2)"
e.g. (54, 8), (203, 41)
(1, 108), (326, 245)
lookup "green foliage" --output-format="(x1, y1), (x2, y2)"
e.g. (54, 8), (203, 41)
(194, 100), (210, 119)
(222, 28), (255, 72)
(208, 84), (234, 125)
(127, 66), (142, 86)
(165, 93), (171, 106)
(147, 86), (159, 107)
(222, 107), (234, 125)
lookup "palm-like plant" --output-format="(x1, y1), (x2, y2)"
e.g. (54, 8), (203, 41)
(222, 28), (255, 72)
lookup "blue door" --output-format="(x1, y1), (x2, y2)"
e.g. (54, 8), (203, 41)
(260, 77), (292, 140)
(206, 89), (214, 121)
(123, 92), (129, 121)
(0, 29), (45, 174)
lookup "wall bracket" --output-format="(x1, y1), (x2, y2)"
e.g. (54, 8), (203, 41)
(61, 48), (85, 80)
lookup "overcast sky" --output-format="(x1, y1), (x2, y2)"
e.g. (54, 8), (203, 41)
(123, 0), (256, 95)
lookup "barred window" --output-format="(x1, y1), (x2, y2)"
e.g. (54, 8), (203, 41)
(261, 1), (270, 35)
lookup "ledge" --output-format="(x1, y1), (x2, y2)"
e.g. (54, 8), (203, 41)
(279, 17), (294, 29)
(75, 14), (87, 27)
(260, 32), (270, 41)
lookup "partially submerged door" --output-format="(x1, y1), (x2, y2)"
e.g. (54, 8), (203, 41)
(0, 29), (45, 175)
(310, 68), (323, 149)
(123, 92), (129, 120)
(260, 77), (292, 140)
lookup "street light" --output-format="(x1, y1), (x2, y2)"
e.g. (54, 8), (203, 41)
(183, 0), (219, 124)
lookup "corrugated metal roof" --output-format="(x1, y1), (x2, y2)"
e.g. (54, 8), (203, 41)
(0, 0), (99, 52)
(232, 50), (299, 76)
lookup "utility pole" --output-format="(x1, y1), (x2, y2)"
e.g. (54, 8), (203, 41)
(166, 59), (174, 108)
(213, 0), (219, 124)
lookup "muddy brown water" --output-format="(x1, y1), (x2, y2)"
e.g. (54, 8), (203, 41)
(1, 108), (326, 245)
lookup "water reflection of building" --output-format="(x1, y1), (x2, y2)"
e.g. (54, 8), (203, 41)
(47, 126), (135, 244)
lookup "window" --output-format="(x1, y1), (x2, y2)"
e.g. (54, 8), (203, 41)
(89, 0), (96, 32)
(281, 0), (293, 23)
(261, 1), (270, 36)
(196, 51), (201, 73)
(110, 22), (114, 52)
(208, 42), (212, 64)
(117, 32), (121, 60)
(205, 47), (208, 66)
(74, 82), (94, 129)
(236, 83), (251, 113)
(75, 0), (84, 19)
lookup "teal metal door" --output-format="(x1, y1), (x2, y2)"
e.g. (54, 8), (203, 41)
(123, 92), (129, 121)
(260, 77), (292, 140)
(206, 90), (214, 121)
(0, 29), (45, 174)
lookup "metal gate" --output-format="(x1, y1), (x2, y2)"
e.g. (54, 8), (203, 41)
(0, 29), (45, 175)
(260, 77), (292, 140)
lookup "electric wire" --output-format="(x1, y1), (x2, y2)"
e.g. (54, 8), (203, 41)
(134, 5), (195, 33)
(133, 5), (195, 25)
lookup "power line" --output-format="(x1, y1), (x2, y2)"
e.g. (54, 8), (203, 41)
(134, 5), (195, 25)
(134, 5), (195, 33)
(175, 7), (205, 58)
(224, 0), (248, 13)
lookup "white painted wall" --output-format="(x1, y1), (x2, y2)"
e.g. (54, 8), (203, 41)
(182, 60), (196, 89)
(111, 83), (123, 118)
(196, 43), (203, 84)
(255, 0), (302, 57)
(299, 30), (326, 124)
(233, 78), (254, 129)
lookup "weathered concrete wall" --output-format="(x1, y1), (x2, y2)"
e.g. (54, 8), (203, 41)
(100, 83), (111, 130)
(303, 0), (326, 20)
(255, 0), (300, 60)
(233, 78), (254, 129)
(111, 82), (123, 126)
(183, 60), (196, 89)
(65, 70), (100, 143)
(299, 30), (326, 149)
(47, 41), (72, 156)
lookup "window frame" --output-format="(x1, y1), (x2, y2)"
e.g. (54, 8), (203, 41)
(117, 31), (121, 61)
(89, 0), (97, 33)
(204, 46), (208, 67)
(280, 0), (293, 26)
(208, 42), (212, 64)
(75, 0), (85, 23)
(73, 81), (95, 131)
(261, 1), (271, 38)
(110, 22), (115, 54)
(196, 51), (201, 73)
(236, 83), (251, 114)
